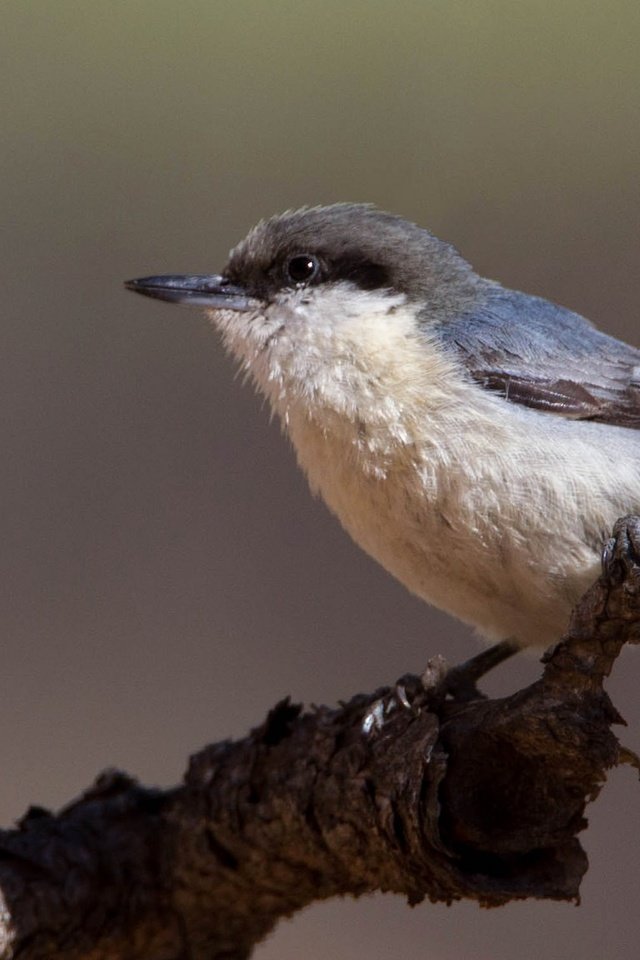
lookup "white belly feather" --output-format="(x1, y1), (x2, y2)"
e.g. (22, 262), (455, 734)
(287, 404), (615, 647)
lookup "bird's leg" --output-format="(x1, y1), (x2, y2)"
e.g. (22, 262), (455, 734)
(440, 638), (521, 701)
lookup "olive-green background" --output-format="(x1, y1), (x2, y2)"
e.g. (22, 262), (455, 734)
(3, 2), (639, 957)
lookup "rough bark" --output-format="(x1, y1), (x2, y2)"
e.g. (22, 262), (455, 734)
(1, 517), (639, 960)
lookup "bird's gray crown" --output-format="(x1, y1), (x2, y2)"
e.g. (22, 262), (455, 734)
(224, 203), (478, 306)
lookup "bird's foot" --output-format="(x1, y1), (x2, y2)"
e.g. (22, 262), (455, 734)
(428, 638), (521, 702)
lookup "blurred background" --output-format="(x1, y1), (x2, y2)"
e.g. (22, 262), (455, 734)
(2, 1), (639, 957)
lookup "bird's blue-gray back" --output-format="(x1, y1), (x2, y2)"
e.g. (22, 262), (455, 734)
(434, 286), (640, 428)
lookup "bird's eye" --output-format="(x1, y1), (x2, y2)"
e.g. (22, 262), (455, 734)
(286, 254), (319, 284)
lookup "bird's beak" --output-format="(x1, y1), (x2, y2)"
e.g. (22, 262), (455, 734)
(124, 274), (258, 311)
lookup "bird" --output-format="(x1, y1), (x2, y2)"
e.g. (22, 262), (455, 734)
(125, 203), (640, 673)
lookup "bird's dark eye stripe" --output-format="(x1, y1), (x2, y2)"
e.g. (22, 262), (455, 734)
(331, 256), (390, 291)
(281, 252), (390, 292)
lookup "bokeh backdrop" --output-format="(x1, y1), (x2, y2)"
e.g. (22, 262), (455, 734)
(3, 2), (640, 958)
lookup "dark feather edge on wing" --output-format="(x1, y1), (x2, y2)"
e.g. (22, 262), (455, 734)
(433, 286), (640, 429)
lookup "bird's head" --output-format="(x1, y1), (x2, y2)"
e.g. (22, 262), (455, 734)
(125, 204), (479, 416)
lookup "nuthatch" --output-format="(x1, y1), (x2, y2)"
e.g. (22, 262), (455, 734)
(126, 204), (640, 661)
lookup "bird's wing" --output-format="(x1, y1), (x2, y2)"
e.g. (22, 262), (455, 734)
(435, 287), (640, 428)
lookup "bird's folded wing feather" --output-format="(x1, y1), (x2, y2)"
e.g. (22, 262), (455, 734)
(435, 287), (640, 428)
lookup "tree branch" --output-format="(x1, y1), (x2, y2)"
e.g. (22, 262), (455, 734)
(1, 517), (639, 960)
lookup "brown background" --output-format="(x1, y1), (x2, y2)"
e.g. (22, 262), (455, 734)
(2, 2), (639, 957)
